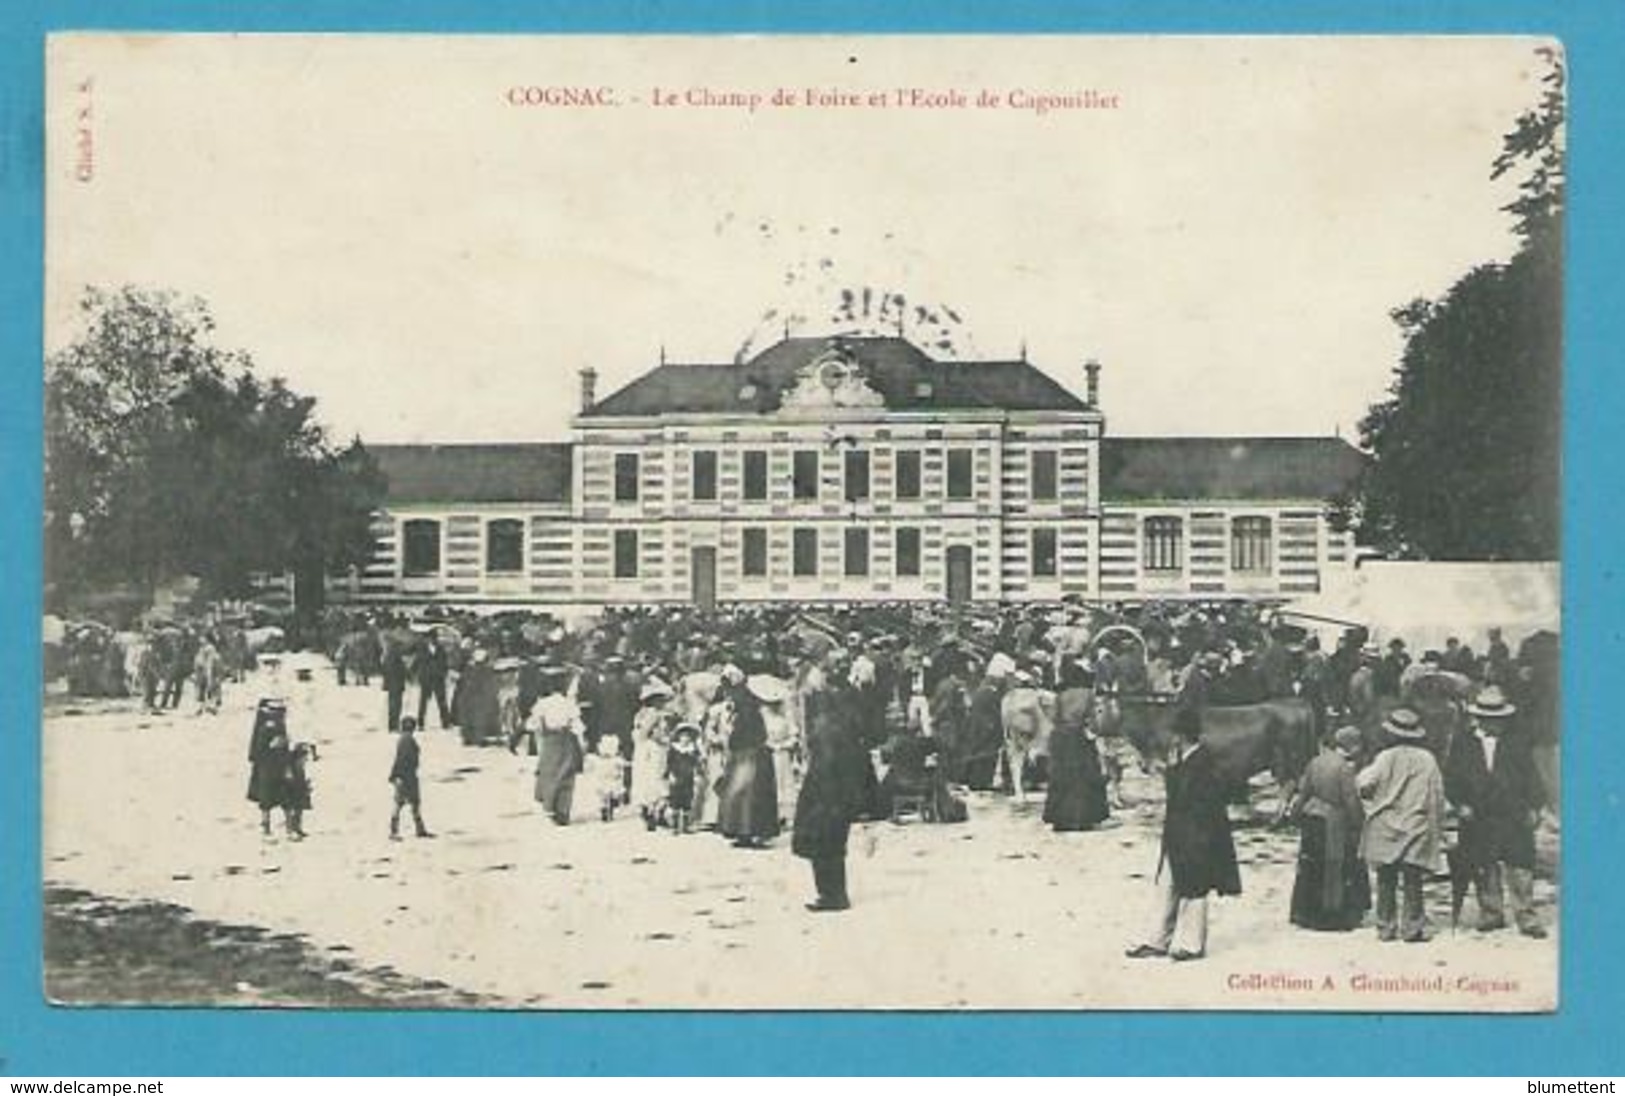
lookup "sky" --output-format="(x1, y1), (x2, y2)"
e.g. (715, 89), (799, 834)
(44, 34), (1548, 444)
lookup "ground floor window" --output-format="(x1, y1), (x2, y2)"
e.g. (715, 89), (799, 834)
(895, 527), (922, 577)
(741, 527), (768, 577)
(1031, 527), (1058, 577)
(793, 527), (818, 576)
(401, 519), (441, 577)
(614, 529), (639, 578)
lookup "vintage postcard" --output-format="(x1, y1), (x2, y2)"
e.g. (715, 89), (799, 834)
(41, 34), (1561, 1010)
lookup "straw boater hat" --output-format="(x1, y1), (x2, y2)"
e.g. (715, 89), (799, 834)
(639, 676), (674, 703)
(1467, 685), (1518, 720)
(1382, 708), (1427, 740)
(746, 673), (791, 704)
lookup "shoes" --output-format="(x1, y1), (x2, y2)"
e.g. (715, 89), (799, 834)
(416, 830), (436, 839)
(389, 833), (402, 842)
(1518, 922), (1548, 939)
(1377, 926), (1398, 942)
(1169, 950), (1205, 962)
(1478, 916), (1508, 932)
(1124, 944), (1167, 959)
(1402, 930), (1432, 944)
(805, 898), (851, 913)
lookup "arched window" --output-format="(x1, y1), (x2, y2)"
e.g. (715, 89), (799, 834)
(1231, 516), (1273, 574)
(485, 518), (525, 574)
(401, 519), (442, 577)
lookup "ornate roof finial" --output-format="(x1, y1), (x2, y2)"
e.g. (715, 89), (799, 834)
(659, 343), (667, 366)
(1020, 338), (1028, 362)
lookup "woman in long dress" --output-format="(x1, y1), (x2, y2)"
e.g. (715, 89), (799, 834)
(1288, 726), (1371, 930)
(1043, 659), (1111, 832)
(527, 665), (586, 825)
(246, 698), (292, 836)
(630, 676), (675, 829)
(716, 667), (780, 847)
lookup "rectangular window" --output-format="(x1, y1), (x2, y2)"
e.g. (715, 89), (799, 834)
(895, 450), (922, 499)
(844, 528), (870, 577)
(1030, 450), (1059, 501)
(613, 529), (639, 579)
(793, 450), (820, 500)
(793, 527), (818, 576)
(895, 527), (922, 578)
(401, 519), (442, 577)
(1031, 527), (1058, 578)
(485, 518), (525, 574)
(844, 450), (870, 502)
(1143, 516), (1184, 573)
(947, 448), (974, 499)
(691, 450), (718, 501)
(1231, 516), (1273, 574)
(743, 450), (768, 500)
(741, 527), (768, 577)
(613, 453), (640, 503)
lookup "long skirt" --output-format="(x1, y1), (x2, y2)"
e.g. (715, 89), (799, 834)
(1043, 732), (1110, 832)
(718, 747), (780, 840)
(534, 730), (582, 823)
(630, 739), (669, 810)
(1290, 815), (1371, 930)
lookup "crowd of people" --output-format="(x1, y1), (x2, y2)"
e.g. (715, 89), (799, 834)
(52, 596), (1561, 940)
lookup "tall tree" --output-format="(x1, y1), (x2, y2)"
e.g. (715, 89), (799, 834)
(45, 286), (385, 609)
(1349, 47), (1563, 561)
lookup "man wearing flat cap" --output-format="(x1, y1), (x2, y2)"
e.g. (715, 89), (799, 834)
(1357, 708), (1445, 942)
(1445, 686), (1548, 938)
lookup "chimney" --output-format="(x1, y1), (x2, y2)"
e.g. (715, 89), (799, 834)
(578, 366), (598, 413)
(1084, 358), (1101, 408)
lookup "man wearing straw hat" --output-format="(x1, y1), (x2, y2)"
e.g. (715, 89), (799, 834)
(1444, 685), (1548, 938)
(1356, 708), (1445, 943)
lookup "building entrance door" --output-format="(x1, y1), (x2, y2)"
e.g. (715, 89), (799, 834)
(691, 546), (717, 609)
(945, 545), (973, 604)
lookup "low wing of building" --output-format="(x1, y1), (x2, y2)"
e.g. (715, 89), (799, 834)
(328, 335), (1363, 608)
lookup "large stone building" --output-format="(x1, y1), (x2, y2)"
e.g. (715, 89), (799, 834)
(334, 335), (1363, 608)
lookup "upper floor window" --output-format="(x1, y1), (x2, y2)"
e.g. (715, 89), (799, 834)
(1030, 450), (1059, 501)
(613, 529), (639, 579)
(947, 448), (974, 499)
(1031, 527), (1058, 578)
(485, 518), (525, 574)
(691, 450), (718, 501)
(895, 450), (922, 500)
(1231, 516), (1273, 574)
(742, 450), (768, 500)
(401, 519), (442, 577)
(793, 450), (820, 500)
(1143, 516), (1184, 573)
(844, 450), (870, 502)
(613, 453), (640, 503)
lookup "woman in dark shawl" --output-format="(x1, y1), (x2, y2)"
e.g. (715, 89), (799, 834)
(246, 698), (292, 836)
(716, 666), (780, 847)
(1043, 659), (1111, 832)
(1288, 725), (1371, 930)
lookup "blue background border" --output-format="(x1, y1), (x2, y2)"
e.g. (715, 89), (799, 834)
(2, 0), (1621, 1077)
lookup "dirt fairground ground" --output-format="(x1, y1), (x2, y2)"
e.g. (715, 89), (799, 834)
(42, 665), (1560, 1010)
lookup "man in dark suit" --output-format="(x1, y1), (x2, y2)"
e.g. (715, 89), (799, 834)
(1445, 685), (1547, 938)
(381, 643), (408, 732)
(416, 633), (453, 730)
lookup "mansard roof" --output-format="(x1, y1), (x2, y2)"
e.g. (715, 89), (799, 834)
(582, 335), (1091, 417)
(369, 442), (573, 505)
(1100, 436), (1365, 502)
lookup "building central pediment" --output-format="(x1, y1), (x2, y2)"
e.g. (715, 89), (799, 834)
(777, 345), (887, 411)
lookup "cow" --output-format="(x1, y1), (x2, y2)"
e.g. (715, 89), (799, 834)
(1000, 683), (1056, 804)
(1113, 694), (1317, 820)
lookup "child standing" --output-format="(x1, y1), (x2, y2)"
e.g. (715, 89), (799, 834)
(586, 735), (629, 822)
(664, 723), (703, 834)
(389, 716), (434, 841)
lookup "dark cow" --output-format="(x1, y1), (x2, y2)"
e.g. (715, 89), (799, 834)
(1111, 694), (1318, 817)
